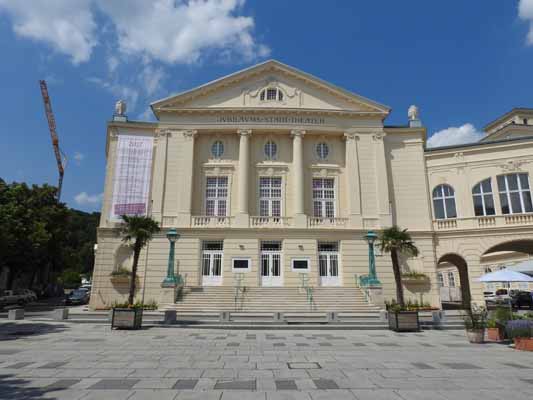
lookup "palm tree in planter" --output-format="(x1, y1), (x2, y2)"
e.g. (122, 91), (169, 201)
(111, 215), (160, 329)
(379, 226), (420, 331)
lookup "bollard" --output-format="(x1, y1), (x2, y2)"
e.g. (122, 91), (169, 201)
(273, 312), (283, 322)
(53, 308), (69, 320)
(432, 310), (445, 329)
(220, 311), (230, 322)
(164, 310), (177, 325)
(8, 309), (24, 320)
(327, 312), (337, 323)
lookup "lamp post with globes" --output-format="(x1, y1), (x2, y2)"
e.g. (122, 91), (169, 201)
(162, 228), (179, 287)
(363, 230), (381, 286)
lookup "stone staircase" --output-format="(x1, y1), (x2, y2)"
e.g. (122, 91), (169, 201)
(162, 286), (381, 313)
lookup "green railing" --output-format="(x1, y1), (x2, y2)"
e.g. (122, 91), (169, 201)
(299, 273), (314, 310)
(234, 273), (245, 311)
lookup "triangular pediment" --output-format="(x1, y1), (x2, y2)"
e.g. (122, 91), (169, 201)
(151, 60), (390, 117)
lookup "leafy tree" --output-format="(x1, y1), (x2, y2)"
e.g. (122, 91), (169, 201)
(379, 226), (419, 308)
(120, 215), (160, 305)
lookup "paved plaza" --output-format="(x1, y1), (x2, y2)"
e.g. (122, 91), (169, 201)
(1, 321), (533, 399)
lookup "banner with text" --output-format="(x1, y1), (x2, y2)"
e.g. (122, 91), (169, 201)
(110, 133), (154, 221)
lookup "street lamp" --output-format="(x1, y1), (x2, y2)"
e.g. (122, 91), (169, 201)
(162, 228), (179, 287)
(363, 230), (381, 286)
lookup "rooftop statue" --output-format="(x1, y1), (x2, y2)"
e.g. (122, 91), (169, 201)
(115, 99), (127, 116)
(408, 104), (419, 121)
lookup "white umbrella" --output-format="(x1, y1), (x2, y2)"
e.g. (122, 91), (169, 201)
(478, 269), (533, 282)
(507, 260), (533, 275)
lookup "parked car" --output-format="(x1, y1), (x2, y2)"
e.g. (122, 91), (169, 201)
(485, 288), (511, 305)
(0, 290), (27, 307)
(20, 289), (37, 302)
(511, 291), (533, 310)
(65, 289), (90, 305)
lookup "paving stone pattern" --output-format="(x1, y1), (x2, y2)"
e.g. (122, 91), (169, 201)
(1, 321), (533, 399)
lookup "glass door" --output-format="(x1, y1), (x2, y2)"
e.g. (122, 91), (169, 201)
(318, 242), (340, 286)
(260, 241), (282, 286)
(202, 241), (223, 286)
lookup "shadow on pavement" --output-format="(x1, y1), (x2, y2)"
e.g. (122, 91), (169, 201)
(0, 322), (68, 341)
(0, 373), (54, 399)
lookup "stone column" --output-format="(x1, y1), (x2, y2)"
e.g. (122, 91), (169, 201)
(291, 129), (307, 227)
(176, 129), (197, 227)
(150, 129), (170, 224)
(235, 129), (252, 227)
(344, 131), (362, 227)
(373, 131), (392, 227)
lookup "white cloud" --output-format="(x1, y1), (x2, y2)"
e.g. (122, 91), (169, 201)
(140, 64), (166, 96)
(519, 0), (533, 45)
(74, 192), (103, 206)
(96, 0), (268, 64)
(87, 77), (140, 111)
(73, 152), (85, 165)
(427, 123), (485, 148)
(138, 107), (155, 121)
(0, 0), (97, 64)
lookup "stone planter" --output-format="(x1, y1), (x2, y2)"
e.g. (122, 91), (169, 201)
(466, 329), (485, 343)
(388, 311), (420, 332)
(111, 308), (143, 330)
(486, 327), (504, 342)
(110, 275), (131, 284)
(514, 337), (533, 351)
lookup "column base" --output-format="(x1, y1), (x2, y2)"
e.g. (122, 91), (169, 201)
(365, 285), (384, 308)
(159, 286), (177, 304)
(293, 213), (307, 228)
(234, 213), (249, 228)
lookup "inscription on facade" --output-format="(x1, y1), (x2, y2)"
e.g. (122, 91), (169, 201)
(216, 115), (326, 125)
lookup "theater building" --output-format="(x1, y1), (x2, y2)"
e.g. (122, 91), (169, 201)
(90, 60), (533, 311)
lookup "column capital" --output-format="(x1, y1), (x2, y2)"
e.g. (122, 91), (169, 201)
(372, 131), (387, 142)
(344, 131), (360, 141)
(174, 129), (197, 140)
(290, 129), (306, 138)
(237, 128), (252, 137)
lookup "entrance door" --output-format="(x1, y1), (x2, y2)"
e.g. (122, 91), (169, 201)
(261, 241), (282, 286)
(202, 241), (223, 286)
(318, 242), (340, 286)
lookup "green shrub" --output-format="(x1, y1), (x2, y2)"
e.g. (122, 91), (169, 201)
(401, 271), (429, 280)
(111, 299), (158, 310)
(60, 270), (81, 289)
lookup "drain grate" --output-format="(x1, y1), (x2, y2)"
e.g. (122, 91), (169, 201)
(287, 362), (321, 369)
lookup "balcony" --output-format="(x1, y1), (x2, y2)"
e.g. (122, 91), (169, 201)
(191, 216), (232, 228)
(250, 216), (292, 228)
(433, 213), (533, 231)
(308, 217), (348, 228)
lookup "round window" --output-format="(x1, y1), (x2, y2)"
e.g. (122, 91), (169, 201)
(211, 140), (224, 158)
(264, 140), (277, 159)
(316, 142), (329, 160)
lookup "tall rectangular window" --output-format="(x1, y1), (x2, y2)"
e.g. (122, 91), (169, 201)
(497, 173), (533, 214)
(447, 271), (456, 288)
(313, 178), (335, 218)
(259, 177), (282, 217)
(205, 176), (228, 216)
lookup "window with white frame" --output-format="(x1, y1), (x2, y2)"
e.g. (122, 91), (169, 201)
(497, 173), (533, 214)
(259, 87), (283, 101)
(259, 177), (282, 217)
(264, 140), (277, 160)
(432, 184), (457, 219)
(205, 176), (228, 216)
(313, 178), (335, 218)
(437, 272), (444, 287)
(448, 271), (456, 288)
(472, 178), (495, 216)
(318, 242), (339, 278)
(202, 240), (223, 277)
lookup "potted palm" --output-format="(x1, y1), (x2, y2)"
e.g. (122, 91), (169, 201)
(111, 215), (159, 329)
(463, 306), (487, 343)
(379, 226), (420, 332)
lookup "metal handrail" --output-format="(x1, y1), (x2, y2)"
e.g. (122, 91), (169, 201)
(234, 273), (245, 311)
(299, 273), (314, 310)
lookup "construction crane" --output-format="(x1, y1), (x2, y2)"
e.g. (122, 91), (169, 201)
(39, 80), (66, 201)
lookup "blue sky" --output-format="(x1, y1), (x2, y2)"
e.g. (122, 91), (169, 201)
(1, 0), (532, 212)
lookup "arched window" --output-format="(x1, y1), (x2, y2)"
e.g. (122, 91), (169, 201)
(259, 87), (283, 102)
(472, 178), (495, 216)
(432, 184), (457, 219)
(497, 173), (533, 214)
(264, 140), (277, 160)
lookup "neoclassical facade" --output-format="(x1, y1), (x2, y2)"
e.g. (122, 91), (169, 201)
(90, 60), (533, 310)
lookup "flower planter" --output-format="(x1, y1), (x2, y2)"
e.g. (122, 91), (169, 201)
(466, 329), (485, 343)
(486, 327), (505, 342)
(388, 311), (420, 332)
(110, 275), (131, 284)
(514, 337), (533, 351)
(111, 307), (143, 330)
